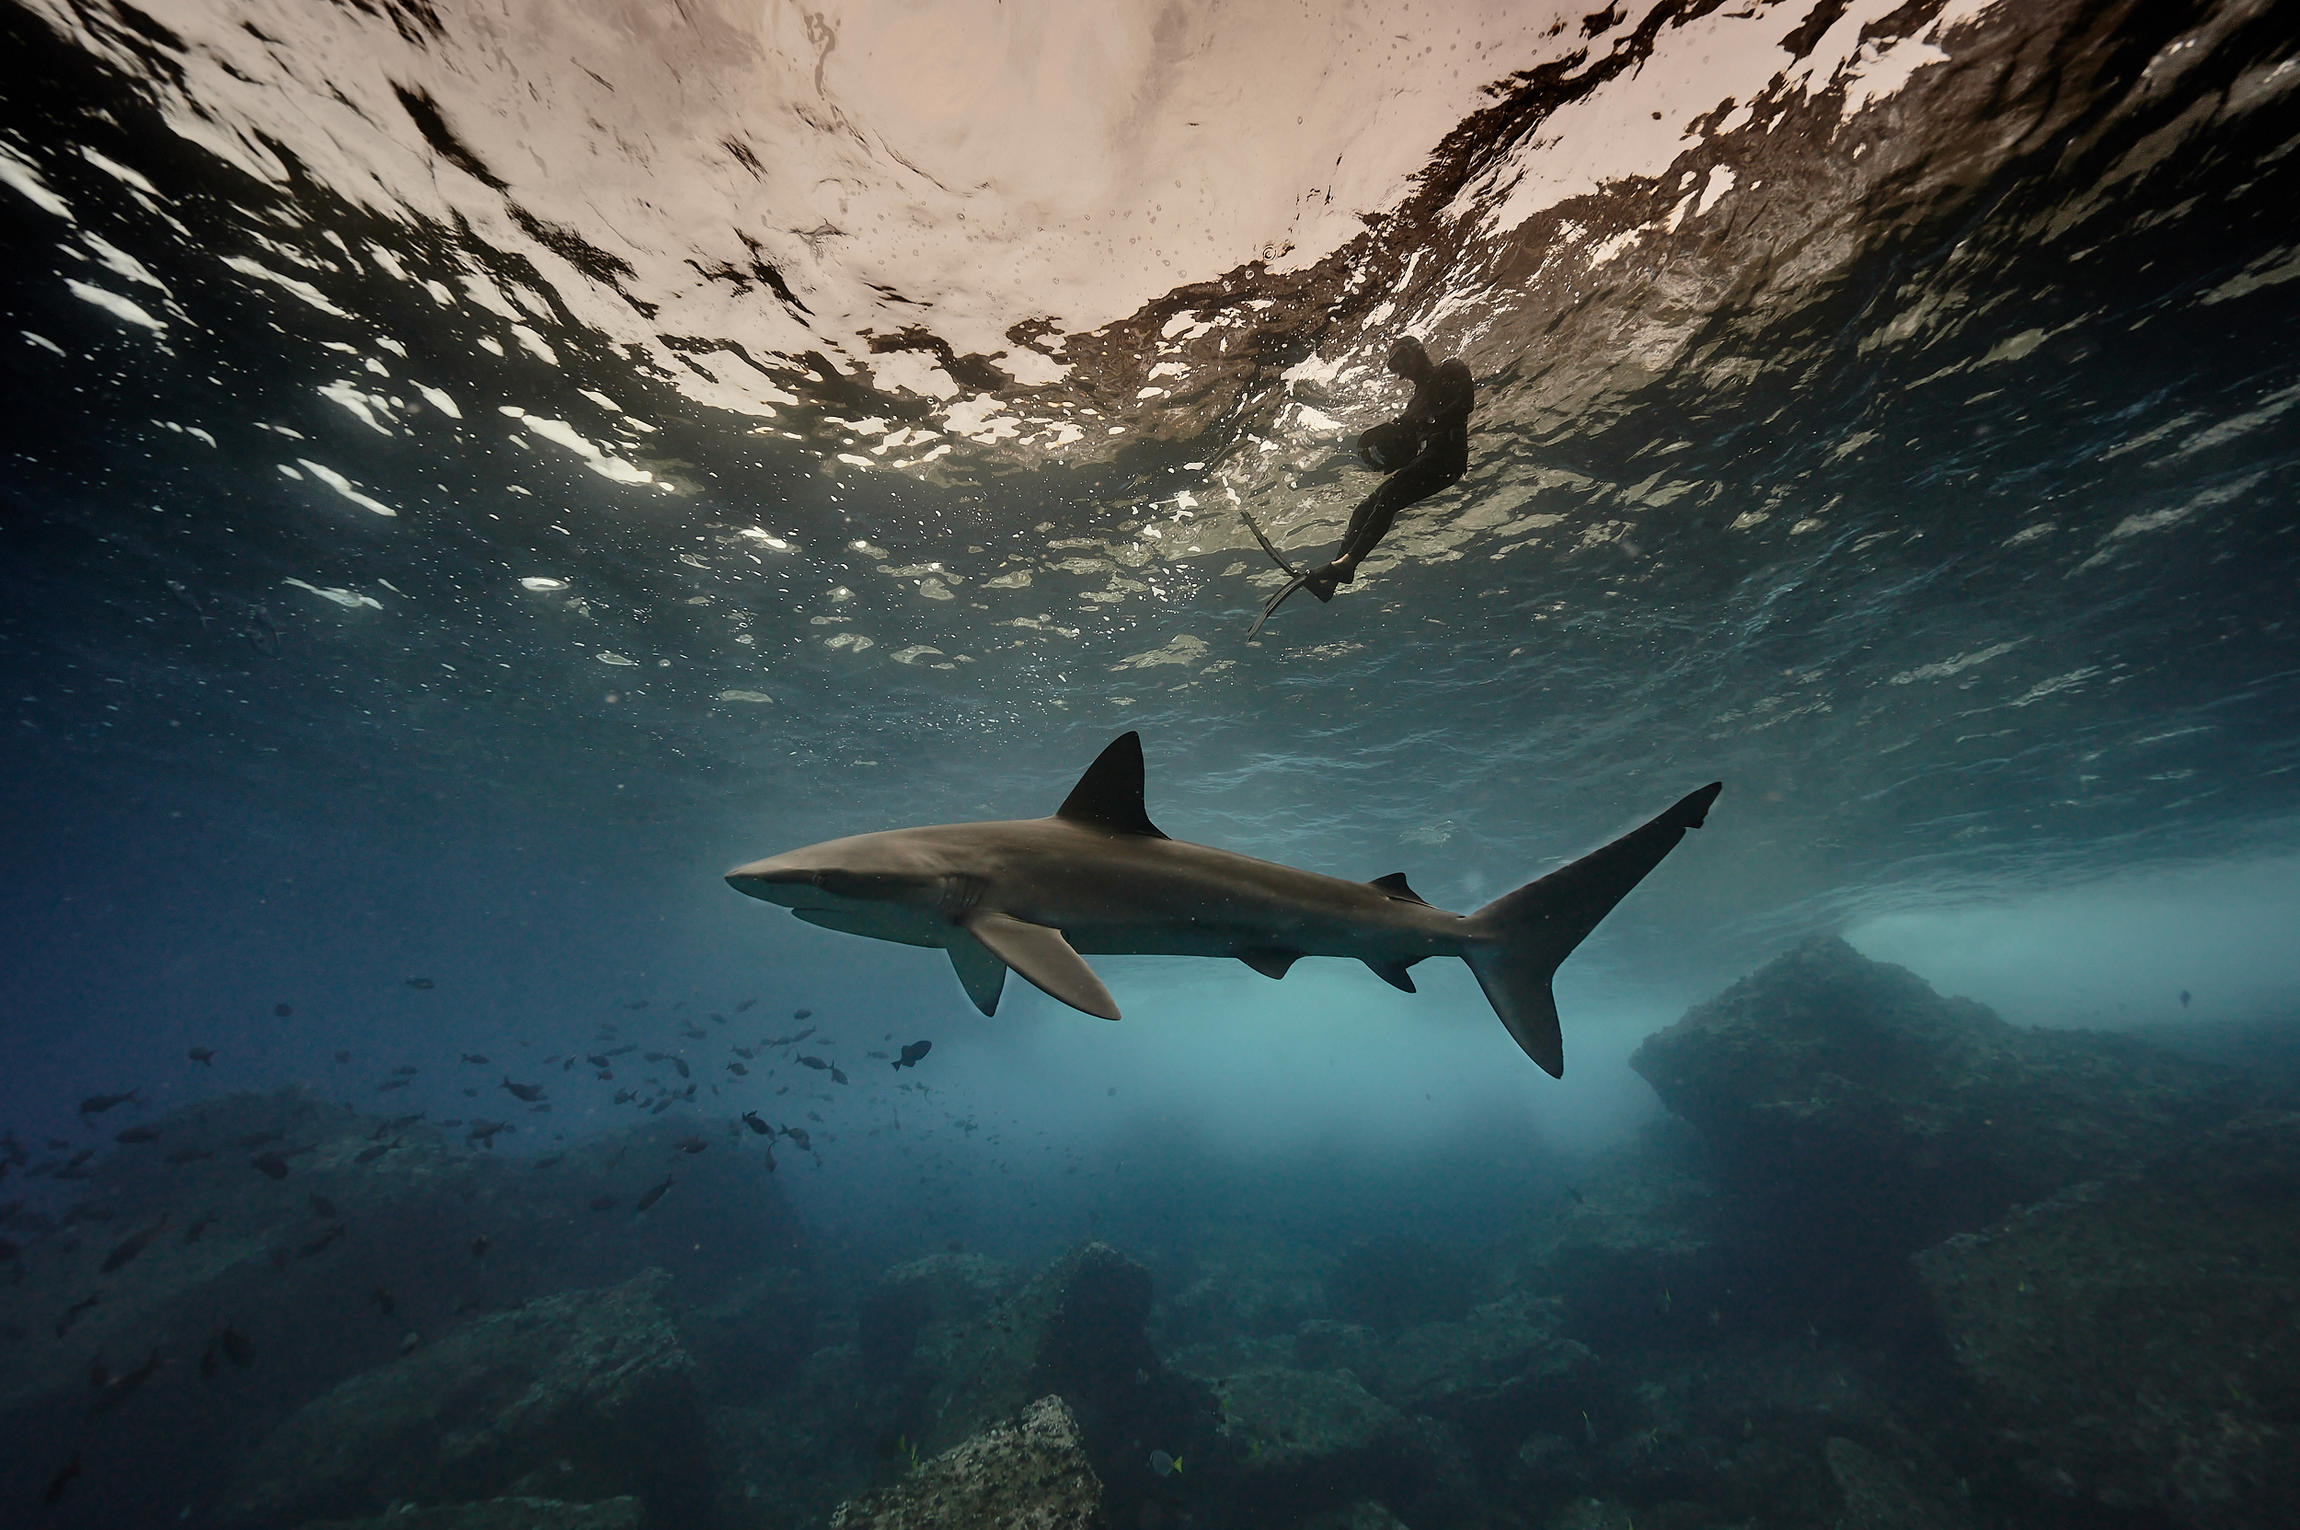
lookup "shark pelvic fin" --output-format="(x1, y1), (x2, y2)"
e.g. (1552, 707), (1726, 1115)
(1364, 958), (1420, 992)
(1056, 732), (1169, 839)
(1369, 872), (1429, 904)
(946, 932), (1007, 1016)
(964, 912), (1120, 1020)
(1237, 948), (1299, 980)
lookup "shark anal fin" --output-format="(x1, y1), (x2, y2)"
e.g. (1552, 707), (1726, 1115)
(946, 933), (1007, 1016)
(964, 913), (1120, 1020)
(1369, 872), (1429, 904)
(1365, 958), (1419, 993)
(1055, 733), (1170, 839)
(1238, 949), (1299, 980)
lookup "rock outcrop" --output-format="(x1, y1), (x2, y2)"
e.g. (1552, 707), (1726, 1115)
(1916, 1111), (2300, 1530)
(293, 1499), (644, 1530)
(227, 1271), (708, 1528)
(1629, 935), (2251, 1251)
(827, 1394), (1103, 1530)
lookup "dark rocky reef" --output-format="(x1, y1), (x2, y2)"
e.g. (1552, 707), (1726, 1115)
(827, 1394), (1102, 1530)
(1630, 935), (2254, 1252)
(1917, 1111), (2300, 1529)
(0, 1087), (807, 1530)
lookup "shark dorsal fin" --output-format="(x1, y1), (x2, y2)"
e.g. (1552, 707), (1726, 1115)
(1370, 872), (1428, 904)
(1056, 732), (1169, 839)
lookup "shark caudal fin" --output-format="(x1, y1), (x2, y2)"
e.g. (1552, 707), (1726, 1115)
(1464, 782), (1721, 1077)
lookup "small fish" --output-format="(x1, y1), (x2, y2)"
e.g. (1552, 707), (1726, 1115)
(164, 1145), (212, 1164)
(613, 1089), (637, 1105)
(352, 1141), (396, 1165)
(217, 1324), (254, 1367)
(89, 1348), (161, 1416)
(782, 1126), (811, 1151)
(297, 1223), (346, 1258)
(405, 976), (435, 989)
(1149, 1449), (1183, 1478)
(635, 1175), (673, 1211)
(710, 1012), (727, 1024)
(250, 1152), (290, 1180)
(376, 1079), (411, 1092)
(675, 1136), (708, 1154)
(735, 997), (756, 1012)
(499, 1076), (545, 1103)
(101, 1216), (169, 1273)
(466, 1120), (511, 1148)
(895, 1040), (933, 1069)
(2180, 989), (2192, 1007)
(43, 1453), (80, 1506)
(794, 1007), (813, 1019)
(587, 1194), (619, 1211)
(370, 1286), (396, 1315)
(623, 999), (650, 1010)
(56, 1293), (100, 1336)
(727, 1062), (748, 1076)
(234, 1129), (286, 1149)
(276, 1003), (294, 1017)
(798, 1056), (829, 1072)
(587, 1054), (611, 1069)
(829, 1066), (848, 1085)
(78, 1089), (139, 1116)
(391, 1065), (420, 1077)
(672, 1059), (691, 1079)
(470, 1235), (490, 1258)
(733, 1046), (755, 1060)
(334, 1049), (352, 1063)
(461, 1052), (490, 1065)
(182, 1211), (218, 1244)
(1566, 1186), (1585, 1205)
(188, 1046), (215, 1065)
(740, 1111), (771, 1135)
(115, 1124), (161, 1144)
(309, 1193), (337, 1218)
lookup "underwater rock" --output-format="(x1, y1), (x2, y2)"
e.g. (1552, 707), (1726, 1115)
(226, 1270), (708, 1528)
(1503, 1120), (1731, 1347)
(676, 1264), (816, 1404)
(0, 1088), (807, 1530)
(1915, 1111), (2300, 1529)
(292, 1498), (644, 1530)
(1211, 1366), (1434, 1516)
(1368, 1294), (1596, 1433)
(1298, 1504), (1413, 1530)
(1326, 1234), (1479, 1333)
(827, 1393), (1102, 1530)
(1822, 1436), (1973, 1530)
(1630, 936), (2252, 1251)
(857, 1251), (1019, 1378)
(917, 1241), (1214, 1451)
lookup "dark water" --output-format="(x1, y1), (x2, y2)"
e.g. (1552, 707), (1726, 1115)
(4, 1), (2299, 1527)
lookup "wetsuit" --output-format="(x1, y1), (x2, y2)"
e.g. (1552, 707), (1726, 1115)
(1303, 357), (1474, 600)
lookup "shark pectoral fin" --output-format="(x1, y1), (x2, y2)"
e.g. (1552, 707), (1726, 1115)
(1238, 949), (1299, 980)
(1364, 958), (1419, 993)
(945, 933), (1008, 1016)
(964, 913), (1120, 1020)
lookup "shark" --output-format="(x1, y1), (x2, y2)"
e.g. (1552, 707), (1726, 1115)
(725, 733), (1719, 1075)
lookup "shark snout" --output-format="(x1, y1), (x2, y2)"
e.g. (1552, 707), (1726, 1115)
(724, 860), (821, 905)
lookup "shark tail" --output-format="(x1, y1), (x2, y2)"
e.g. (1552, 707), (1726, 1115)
(1464, 782), (1721, 1078)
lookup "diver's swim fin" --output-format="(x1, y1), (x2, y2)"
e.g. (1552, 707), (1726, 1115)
(1239, 510), (1298, 577)
(1245, 572), (1311, 639)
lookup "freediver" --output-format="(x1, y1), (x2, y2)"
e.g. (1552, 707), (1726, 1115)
(1246, 335), (1474, 636)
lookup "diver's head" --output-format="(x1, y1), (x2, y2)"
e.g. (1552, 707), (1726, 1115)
(1386, 335), (1431, 379)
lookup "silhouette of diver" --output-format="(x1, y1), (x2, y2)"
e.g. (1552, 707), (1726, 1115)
(1246, 336), (1474, 636)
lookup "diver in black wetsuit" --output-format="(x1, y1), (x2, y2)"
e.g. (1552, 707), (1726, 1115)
(1301, 335), (1474, 601)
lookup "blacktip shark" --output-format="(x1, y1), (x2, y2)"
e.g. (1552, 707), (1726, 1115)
(726, 733), (1720, 1076)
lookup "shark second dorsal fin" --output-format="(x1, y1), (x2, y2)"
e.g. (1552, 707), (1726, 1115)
(1370, 872), (1428, 904)
(964, 912), (1120, 1020)
(1056, 732), (1169, 839)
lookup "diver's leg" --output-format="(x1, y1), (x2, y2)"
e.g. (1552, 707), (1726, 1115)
(1303, 454), (1458, 601)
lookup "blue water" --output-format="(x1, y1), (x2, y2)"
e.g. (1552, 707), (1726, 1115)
(4, 1), (2300, 1526)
